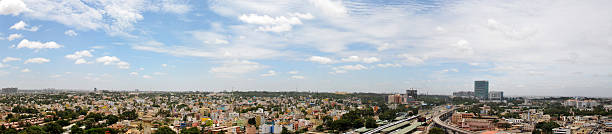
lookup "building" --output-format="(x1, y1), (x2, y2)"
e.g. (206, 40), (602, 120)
(406, 89), (417, 101)
(489, 91), (503, 100)
(453, 91), (474, 98)
(562, 99), (600, 108)
(552, 127), (571, 134)
(388, 94), (404, 104)
(474, 81), (489, 100)
(1, 88), (18, 93)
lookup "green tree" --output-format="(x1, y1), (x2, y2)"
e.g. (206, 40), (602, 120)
(248, 118), (256, 126)
(120, 110), (138, 120)
(153, 126), (176, 134)
(106, 115), (119, 125)
(365, 117), (378, 128)
(43, 122), (64, 134)
(19, 126), (48, 134)
(535, 121), (560, 134)
(281, 127), (291, 134)
(429, 127), (445, 134)
(70, 125), (84, 134)
(83, 128), (118, 134)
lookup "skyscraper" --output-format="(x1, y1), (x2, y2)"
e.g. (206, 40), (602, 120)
(474, 80), (489, 100)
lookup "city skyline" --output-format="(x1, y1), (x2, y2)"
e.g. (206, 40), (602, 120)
(1, 0), (612, 97)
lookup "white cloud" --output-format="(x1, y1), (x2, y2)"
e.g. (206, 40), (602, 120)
(209, 60), (265, 75)
(341, 56), (360, 62)
(291, 75), (305, 79)
(24, 57), (50, 64)
(16, 39), (63, 50)
(260, 70), (277, 77)
(362, 57), (380, 63)
(9, 21), (38, 31)
(288, 71), (299, 74)
(20, 68), (30, 72)
(238, 13), (314, 32)
(308, 56), (334, 64)
(66, 50), (93, 64)
(336, 64), (367, 71)
(7, 33), (22, 41)
(398, 54), (425, 65)
(377, 63), (402, 68)
(65, 50), (93, 59)
(2, 57), (21, 63)
(142, 75), (152, 79)
(161, 64), (167, 67)
(0, 0), (30, 16)
(74, 59), (89, 64)
(96, 56), (129, 69)
(64, 30), (77, 36)
(129, 72), (139, 76)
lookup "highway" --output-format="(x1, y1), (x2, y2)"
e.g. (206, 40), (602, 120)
(430, 105), (476, 134)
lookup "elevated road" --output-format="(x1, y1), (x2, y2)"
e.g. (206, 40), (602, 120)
(431, 106), (476, 134)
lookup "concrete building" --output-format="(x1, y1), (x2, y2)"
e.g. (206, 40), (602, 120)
(1, 88), (18, 93)
(388, 94), (404, 104)
(474, 81), (489, 100)
(553, 127), (571, 134)
(489, 91), (503, 100)
(406, 89), (417, 101)
(453, 91), (474, 98)
(563, 99), (600, 108)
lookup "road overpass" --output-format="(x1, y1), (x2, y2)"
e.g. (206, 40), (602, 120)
(363, 115), (418, 134)
(430, 106), (476, 134)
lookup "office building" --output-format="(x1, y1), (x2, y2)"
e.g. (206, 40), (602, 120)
(406, 89), (417, 101)
(474, 81), (489, 100)
(1, 88), (18, 93)
(453, 91), (474, 98)
(489, 91), (503, 100)
(388, 94), (404, 104)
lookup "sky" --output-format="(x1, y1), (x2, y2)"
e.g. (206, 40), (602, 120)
(0, 0), (611, 97)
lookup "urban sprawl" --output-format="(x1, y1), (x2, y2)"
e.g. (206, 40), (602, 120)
(0, 81), (611, 134)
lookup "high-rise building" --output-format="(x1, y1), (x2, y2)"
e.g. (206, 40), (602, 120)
(489, 91), (503, 100)
(1, 88), (18, 93)
(474, 81), (489, 100)
(406, 89), (417, 101)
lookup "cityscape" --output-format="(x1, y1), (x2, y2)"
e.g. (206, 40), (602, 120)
(1, 0), (612, 134)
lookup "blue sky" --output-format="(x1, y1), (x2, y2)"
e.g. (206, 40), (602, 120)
(1, 0), (611, 97)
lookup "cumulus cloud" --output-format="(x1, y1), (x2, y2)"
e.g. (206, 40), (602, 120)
(142, 75), (152, 79)
(66, 50), (93, 64)
(64, 30), (77, 36)
(161, 64), (167, 67)
(377, 63), (402, 68)
(24, 57), (50, 64)
(260, 70), (277, 77)
(16, 39), (63, 50)
(308, 56), (334, 64)
(9, 21), (38, 31)
(96, 56), (129, 69)
(238, 13), (314, 32)
(0, 0), (30, 16)
(7, 33), (22, 41)
(288, 71), (299, 74)
(2, 57), (21, 63)
(330, 64), (367, 74)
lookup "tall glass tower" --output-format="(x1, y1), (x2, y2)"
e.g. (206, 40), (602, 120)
(474, 80), (489, 100)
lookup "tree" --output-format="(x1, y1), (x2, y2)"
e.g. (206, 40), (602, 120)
(535, 121), (560, 134)
(204, 120), (213, 127)
(429, 127), (445, 134)
(499, 122), (512, 130)
(19, 126), (48, 134)
(120, 110), (138, 120)
(83, 128), (118, 134)
(365, 117), (378, 128)
(43, 122), (64, 134)
(154, 126), (176, 134)
(70, 125), (84, 134)
(56, 119), (71, 126)
(106, 115), (119, 125)
(180, 127), (200, 134)
(281, 127), (291, 134)
(248, 118), (256, 126)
